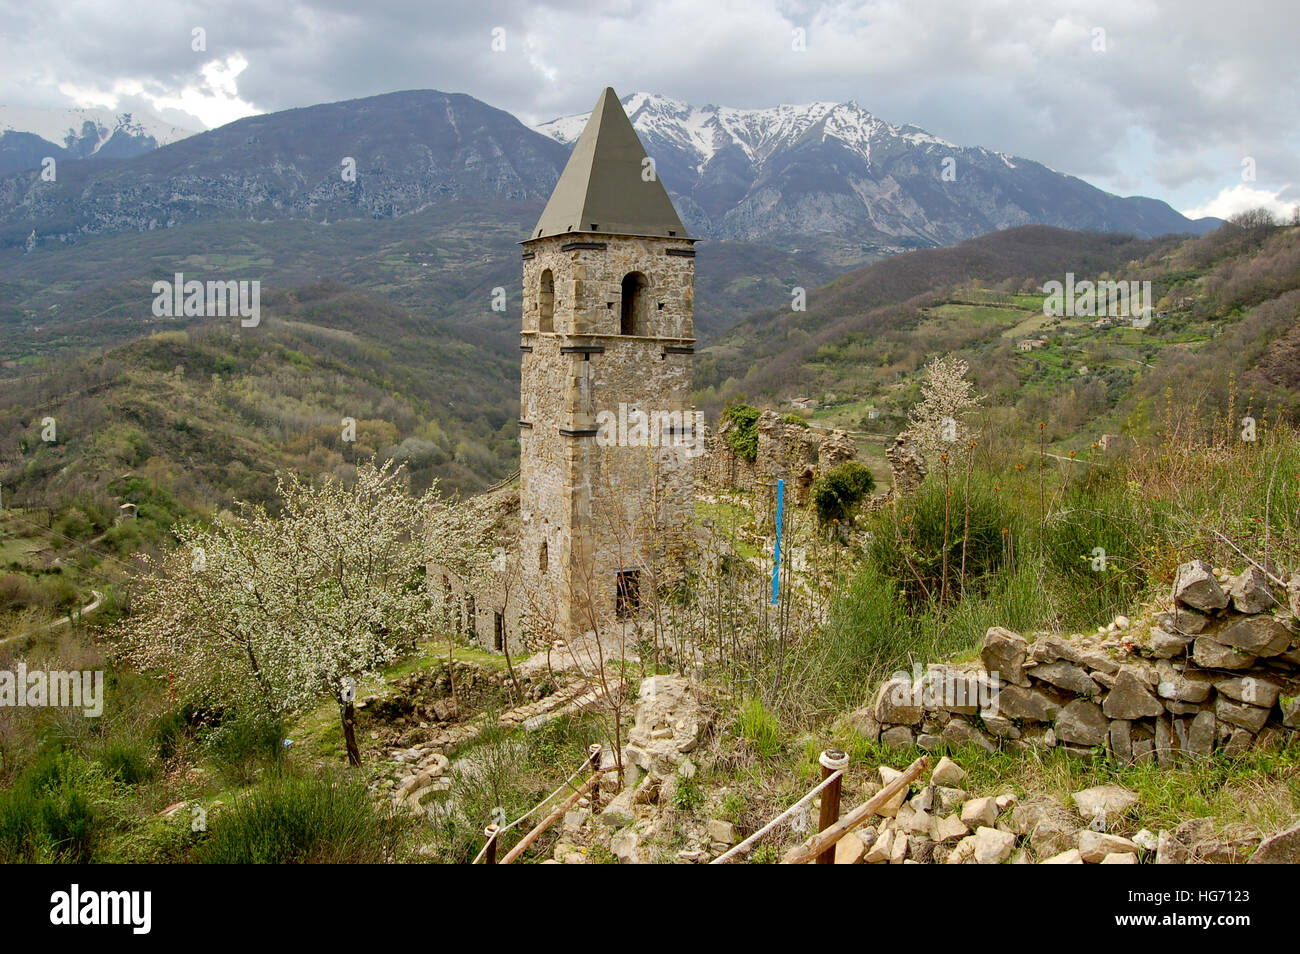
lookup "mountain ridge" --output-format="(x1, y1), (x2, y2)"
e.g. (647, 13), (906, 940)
(0, 88), (1217, 256)
(536, 91), (1219, 245)
(0, 105), (195, 175)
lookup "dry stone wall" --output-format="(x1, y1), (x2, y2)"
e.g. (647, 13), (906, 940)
(859, 560), (1300, 762)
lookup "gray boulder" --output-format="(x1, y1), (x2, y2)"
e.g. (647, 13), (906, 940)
(1054, 700), (1109, 746)
(1103, 670), (1164, 719)
(982, 627), (1030, 686)
(1191, 635), (1256, 670)
(1216, 616), (1292, 657)
(1174, 560), (1228, 612)
(1248, 822), (1300, 864)
(1229, 566), (1278, 614)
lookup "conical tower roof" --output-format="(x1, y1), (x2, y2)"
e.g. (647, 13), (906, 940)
(529, 87), (689, 241)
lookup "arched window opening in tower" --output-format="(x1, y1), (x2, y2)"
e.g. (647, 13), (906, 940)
(539, 540), (548, 573)
(539, 269), (555, 332)
(620, 271), (646, 335)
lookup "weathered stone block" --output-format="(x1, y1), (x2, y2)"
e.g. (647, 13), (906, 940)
(874, 677), (923, 725)
(1103, 670), (1163, 719)
(981, 626), (1029, 686)
(1054, 699), (1108, 746)
(1028, 661), (1098, 696)
(1108, 719), (1132, 762)
(1229, 566), (1278, 614)
(993, 684), (1060, 723)
(1191, 635), (1256, 670)
(942, 718), (995, 752)
(1187, 709), (1216, 758)
(1215, 698), (1270, 733)
(1214, 675), (1282, 707)
(1216, 616), (1292, 657)
(1174, 560), (1228, 612)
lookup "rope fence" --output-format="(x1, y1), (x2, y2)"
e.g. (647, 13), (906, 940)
(472, 743), (602, 864)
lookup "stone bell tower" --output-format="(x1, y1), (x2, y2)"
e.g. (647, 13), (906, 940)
(518, 87), (697, 639)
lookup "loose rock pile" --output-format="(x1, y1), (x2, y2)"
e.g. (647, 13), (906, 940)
(365, 666), (596, 815)
(859, 560), (1300, 762)
(360, 660), (554, 744)
(833, 756), (1298, 864)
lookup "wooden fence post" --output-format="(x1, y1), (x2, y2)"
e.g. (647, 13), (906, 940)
(816, 750), (849, 864)
(483, 824), (500, 865)
(588, 744), (602, 810)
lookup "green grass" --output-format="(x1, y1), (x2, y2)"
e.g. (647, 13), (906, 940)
(195, 772), (409, 864)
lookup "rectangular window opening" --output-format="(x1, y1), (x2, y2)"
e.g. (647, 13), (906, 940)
(615, 570), (641, 618)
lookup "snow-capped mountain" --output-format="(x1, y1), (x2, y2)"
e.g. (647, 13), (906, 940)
(0, 106), (195, 174)
(538, 93), (955, 171)
(536, 93), (1212, 245)
(0, 89), (1214, 254)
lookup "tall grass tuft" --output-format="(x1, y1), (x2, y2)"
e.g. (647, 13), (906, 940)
(196, 772), (407, 864)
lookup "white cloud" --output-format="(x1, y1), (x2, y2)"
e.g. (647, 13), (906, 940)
(56, 55), (258, 130)
(150, 55), (260, 129)
(1181, 184), (1298, 222)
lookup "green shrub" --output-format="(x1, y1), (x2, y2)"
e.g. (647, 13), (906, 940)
(802, 563), (912, 708)
(53, 507), (96, 540)
(671, 772), (705, 811)
(35, 573), (79, 612)
(723, 404), (762, 462)
(203, 708), (286, 784)
(866, 476), (1016, 608)
(811, 461), (876, 526)
(196, 773), (406, 864)
(95, 740), (156, 786)
(0, 750), (101, 863)
(152, 702), (203, 759)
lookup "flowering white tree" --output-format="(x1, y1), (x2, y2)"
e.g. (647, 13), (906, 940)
(906, 354), (984, 458)
(121, 460), (436, 765)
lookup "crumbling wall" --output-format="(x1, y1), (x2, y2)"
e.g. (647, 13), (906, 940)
(858, 560), (1300, 762)
(697, 410), (858, 505)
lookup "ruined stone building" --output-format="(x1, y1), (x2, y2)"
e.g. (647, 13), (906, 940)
(519, 87), (698, 640)
(431, 88), (698, 649)
(696, 410), (857, 506)
(429, 88), (905, 654)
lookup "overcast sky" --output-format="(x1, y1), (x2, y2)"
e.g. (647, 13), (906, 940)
(1, 0), (1296, 219)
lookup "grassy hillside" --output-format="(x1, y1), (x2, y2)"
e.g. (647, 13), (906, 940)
(698, 222), (1300, 465)
(0, 281), (523, 629)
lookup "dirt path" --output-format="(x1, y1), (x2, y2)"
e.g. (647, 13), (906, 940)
(0, 589), (103, 648)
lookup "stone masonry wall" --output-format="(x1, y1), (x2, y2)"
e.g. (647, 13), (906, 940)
(519, 233), (696, 638)
(858, 560), (1300, 763)
(697, 410), (857, 505)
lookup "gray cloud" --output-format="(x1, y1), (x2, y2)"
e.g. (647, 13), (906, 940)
(1, 0), (1296, 211)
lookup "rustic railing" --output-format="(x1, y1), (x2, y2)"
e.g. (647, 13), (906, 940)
(713, 751), (929, 865)
(474, 746), (929, 865)
(473, 743), (602, 864)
